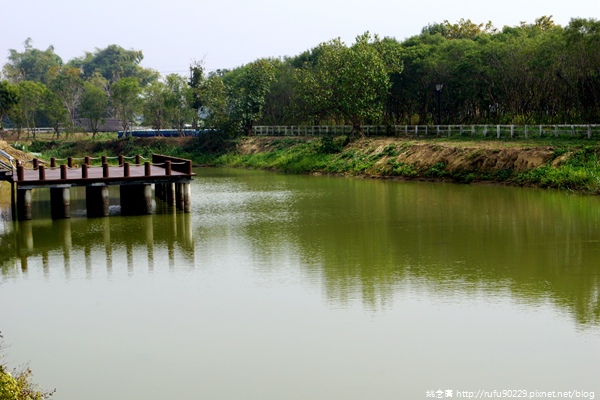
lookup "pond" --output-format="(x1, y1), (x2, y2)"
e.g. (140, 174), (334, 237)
(1, 168), (599, 399)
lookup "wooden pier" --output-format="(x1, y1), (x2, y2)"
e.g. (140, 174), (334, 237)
(0, 154), (195, 220)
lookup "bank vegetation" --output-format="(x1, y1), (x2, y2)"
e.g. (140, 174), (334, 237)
(13, 133), (600, 196)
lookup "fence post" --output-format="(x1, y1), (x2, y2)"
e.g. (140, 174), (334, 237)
(555, 125), (558, 137)
(539, 125), (543, 137)
(510, 125), (514, 138)
(484, 125), (487, 138)
(497, 125), (501, 139)
(588, 125), (592, 139)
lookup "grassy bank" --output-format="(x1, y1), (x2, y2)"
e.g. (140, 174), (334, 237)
(212, 136), (600, 194)
(13, 134), (600, 195)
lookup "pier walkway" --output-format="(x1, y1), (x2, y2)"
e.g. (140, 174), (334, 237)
(0, 153), (195, 220)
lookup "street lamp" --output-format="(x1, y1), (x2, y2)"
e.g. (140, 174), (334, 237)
(435, 83), (443, 126)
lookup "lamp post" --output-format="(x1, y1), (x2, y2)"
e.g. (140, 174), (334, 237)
(435, 83), (443, 126)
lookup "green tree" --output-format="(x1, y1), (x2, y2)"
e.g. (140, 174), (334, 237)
(443, 18), (496, 39)
(226, 59), (276, 135)
(295, 33), (402, 135)
(43, 89), (68, 138)
(69, 44), (159, 86)
(48, 66), (83, 134)
(110, 77), (141, 135)
(142, 81), (169, 133)
(259, 58), (299, 125)
(16, 80), (47, 139)
(164, 74), (194, 135)
(0, 81), (20, 130)
(2, 38), (63, 85)
(188, 60), (206, 129)
(201, 73), (231, 133)
(80, 81), (109, 137)
(564, 18), (600, 122)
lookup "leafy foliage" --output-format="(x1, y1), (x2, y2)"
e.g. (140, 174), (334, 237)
(226, 59), (276, 135)
(80, 81), (109, 137)
(0, 333), (54, 400)
(2, 38), (63, 85)
(294, 33), (402, 134)
(110, 77), (141, 133)
(68, 44), (158, 86)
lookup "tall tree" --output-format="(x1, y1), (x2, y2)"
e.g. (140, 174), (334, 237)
(188, 60), (205, 129)
(0, 81), (20, 130)
(295, 33), (402, 135)
(48, 66), (84, 134)
(2, 38), (63, 85)
(43, 89), (68, 138)
(142, 81), (169, 133)
(69, 44), (159, 86)
(16, 80), (47, 139)
(164, 74), (194, 135)
(80, 81), (109, 137)
(110, 77), (141, 135)
(227, 59), (276, 135)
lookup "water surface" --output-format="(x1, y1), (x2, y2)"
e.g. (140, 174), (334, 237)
(1, 168), (599, 399)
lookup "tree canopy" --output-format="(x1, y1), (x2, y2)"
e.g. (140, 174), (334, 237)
(2, 38), (63, 85)
(1, 16), (599, 137)
(68, 44), (159, 86)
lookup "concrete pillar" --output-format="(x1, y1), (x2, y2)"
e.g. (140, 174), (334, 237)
(166, 182), (176, 206)
(50, 187), (71, 219)
(175, 182), (184, 210)
(86, 185), (110, 217)
(120, 184), (153, 215)
(16, 189), (32, 220)
(183, 183), (191, 213)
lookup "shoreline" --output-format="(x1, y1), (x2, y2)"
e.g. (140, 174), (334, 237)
(2, 135), (599, 195)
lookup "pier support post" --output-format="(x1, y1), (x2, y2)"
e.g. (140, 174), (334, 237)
(175, 183), (184, 210)
(16, 189), (32, 220)
(175, 182), (191, 212)
(86, 185), (110, 217)
(50, 187), (71, 219)
(183, 183), (191, 213)
(166, 183), (176, 205)
(120, 184), (153, 215)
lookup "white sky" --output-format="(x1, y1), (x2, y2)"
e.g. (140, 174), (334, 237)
(2, 0), (598, 77)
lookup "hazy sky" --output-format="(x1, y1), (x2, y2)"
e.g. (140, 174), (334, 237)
(2, 0), (598, 77)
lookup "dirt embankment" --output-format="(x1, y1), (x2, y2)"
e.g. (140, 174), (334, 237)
(237, 136), (562, 176)
(364, 140), (557, 174)
(0, 140), (33, 165)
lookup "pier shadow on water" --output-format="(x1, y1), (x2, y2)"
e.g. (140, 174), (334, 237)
(0, 186), (194, 278)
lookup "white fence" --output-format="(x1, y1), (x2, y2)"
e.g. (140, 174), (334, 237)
(253, 124), (600, 139)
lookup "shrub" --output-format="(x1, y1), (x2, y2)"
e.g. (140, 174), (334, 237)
(0, 333), (54, 400)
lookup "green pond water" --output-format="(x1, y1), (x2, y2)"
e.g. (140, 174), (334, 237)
(1, 168), (599, 399)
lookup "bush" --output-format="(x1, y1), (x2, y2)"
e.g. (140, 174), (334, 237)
(0, 333), (54, 400)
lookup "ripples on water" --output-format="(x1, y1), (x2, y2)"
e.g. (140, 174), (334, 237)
(1, 169), (599, 399)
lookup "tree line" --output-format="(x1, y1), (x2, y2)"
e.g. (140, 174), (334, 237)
(0, 16), (598, 139)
